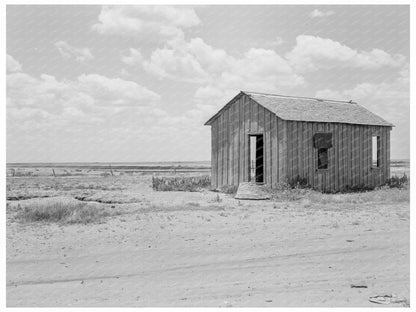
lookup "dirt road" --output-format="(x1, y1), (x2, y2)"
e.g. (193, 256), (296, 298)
(7, 194), (409, 307)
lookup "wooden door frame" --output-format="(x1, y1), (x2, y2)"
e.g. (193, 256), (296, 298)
(248, 132), (265, 183)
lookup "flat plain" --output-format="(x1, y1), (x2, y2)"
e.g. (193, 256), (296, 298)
(6, 161), (409, 307)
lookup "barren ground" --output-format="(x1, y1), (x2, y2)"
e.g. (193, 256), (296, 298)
(6, 166), (410, 307)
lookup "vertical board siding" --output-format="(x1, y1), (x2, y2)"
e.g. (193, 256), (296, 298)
(265, 111), (272, 185)
(363, 127), (369, 187)
(307, 122), (314, 188)
(298, 122), (303, 180)
(234, 98), (240, 185)
(223, 108), (228, 186)
(271, 115), (278, 186)
(251, 99), (257, 132)
(339, 124), (345, 189)
(284, 121), (390, 192)
(287, 122), (293, 181)
(238, 96), (244, 184)
(209, 94), (391, 191)
(243, 96), (250, 182)
(386, 129), (391, 178)
(334, 123), (339, 191)
(279, 119), (288, 182)
(383, 127), (388, 181)
(302, 123), (308, 182)
(218, 112), (223, 186)
(228, 103), (234, 186)
(210, 119), (217, 188)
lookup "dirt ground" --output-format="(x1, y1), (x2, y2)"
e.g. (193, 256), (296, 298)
(6, 169), (410, 307)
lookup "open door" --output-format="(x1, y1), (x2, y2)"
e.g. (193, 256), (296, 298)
(249, 134), (264, 183)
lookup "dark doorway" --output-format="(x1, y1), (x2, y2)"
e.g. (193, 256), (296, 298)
(249, 134), (264, 183)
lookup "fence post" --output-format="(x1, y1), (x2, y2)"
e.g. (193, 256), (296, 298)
(52, 168), (56, 177)
(109, 164), (114, 176)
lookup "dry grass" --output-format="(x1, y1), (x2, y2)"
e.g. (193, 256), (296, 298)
(218, 185), (238, 194)
(152, 175), (211, 192)
(271, 182), (409, 206)
(140, 202), (225, 213)
(14, 198), (113, 224)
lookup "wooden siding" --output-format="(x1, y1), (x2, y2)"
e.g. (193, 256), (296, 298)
(209, 93), (391, 191)
(285, 121), (391, 191)
(210, 94), (285, 187)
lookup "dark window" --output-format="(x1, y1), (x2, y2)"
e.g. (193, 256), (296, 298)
(314, 132), (331, 170)
(317, 148), (328, 170)
(313, 133), (333, 148)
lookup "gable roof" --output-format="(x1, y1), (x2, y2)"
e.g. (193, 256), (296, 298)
(204, 91), (393, 127)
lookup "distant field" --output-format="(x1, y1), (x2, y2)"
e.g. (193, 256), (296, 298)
(6, 161), (211, 177)
(390, 159), (410, 176)
(6, 159), (408, 177)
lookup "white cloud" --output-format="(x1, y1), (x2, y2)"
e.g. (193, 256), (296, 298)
(7, 54), (22, 73)
(92, 5), (200, 39)
(77, 74), (160, 106)
(287, 35), (405, 72)
(190, 48), (305, 125)
(121, 48), (143, 65)
(142, 37), (231, 82)
(316, 65), (409, 102)
(7, 69), (167, 162)
(140, 33), (406, 128)
(143, 45), (208, 82)
(315, 65), (409, 158)
(309, 9), (335, 18)
(143, 36), (303, 90)
(194, 47), (304, 101)
(7, 71), (160, 118)
(55, 40), (94, 62)
(139, 36), (304, 121)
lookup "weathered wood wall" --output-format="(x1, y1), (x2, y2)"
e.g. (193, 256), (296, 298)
(210, 94), (391, 191)
(210, 94), (287, 188)
(285, 121), (391, 192)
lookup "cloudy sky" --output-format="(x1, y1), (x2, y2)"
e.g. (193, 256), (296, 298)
(6, 5), (409, 162)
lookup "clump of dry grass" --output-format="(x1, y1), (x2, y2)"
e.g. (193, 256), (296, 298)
(271, 181), (316, 201)
(73, 183), (125, 191)
(152, 175), (211, 192)
(14, 198), (111, 224)
(307, 185), (409, 205)
(385, 174), (409, 189)
(218, 185), (238, 194)
(270, 180), (409, 205)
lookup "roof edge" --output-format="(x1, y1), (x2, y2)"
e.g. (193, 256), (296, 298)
(245, 91), (394, 127)
(204, 91), (245, 126)
(243, 90), (358, 104)
(204, 91), (394, 128)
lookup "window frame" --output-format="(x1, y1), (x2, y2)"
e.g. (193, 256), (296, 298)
(317, 147), (329, 170)
(314, 131), (332, 171)
(371, 135), (381, 169)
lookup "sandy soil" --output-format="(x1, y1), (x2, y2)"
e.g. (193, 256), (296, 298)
(6, 174), (409, 307)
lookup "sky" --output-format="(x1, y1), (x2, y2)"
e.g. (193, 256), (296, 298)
(6, 5), (410, 162)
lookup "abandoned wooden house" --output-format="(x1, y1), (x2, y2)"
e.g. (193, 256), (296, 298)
(205, 91), (393, 192)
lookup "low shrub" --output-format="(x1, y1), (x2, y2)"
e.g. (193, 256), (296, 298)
(218, 185), (238, 194)
(15, 199), (110, 224)
(271, 187), (313, 201)
(385, 174), (409, 189)
(288, 175), (309, 189)
(152, 175), (211, 192)
(336, 184), (375, 194)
